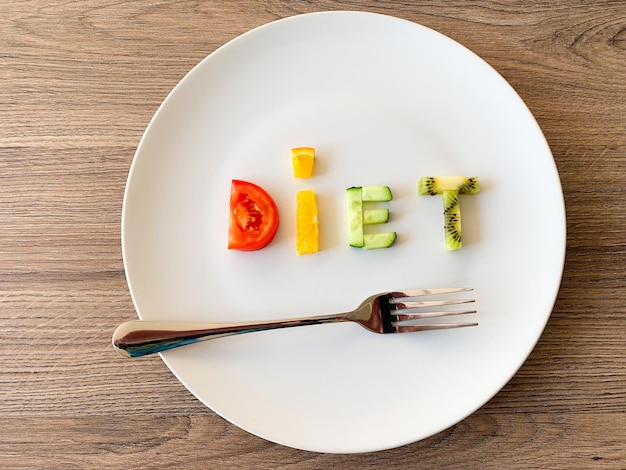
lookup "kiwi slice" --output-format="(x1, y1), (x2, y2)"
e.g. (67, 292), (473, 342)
(418, 176), (480, 196)
(418, 176), (480, 251)
(442, 189), (462, 250)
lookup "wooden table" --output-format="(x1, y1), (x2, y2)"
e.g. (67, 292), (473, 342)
(2, 1), (625, 467)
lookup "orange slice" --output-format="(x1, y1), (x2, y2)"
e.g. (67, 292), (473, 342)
(296, 189), (319, 255)
(291, 147), (315, 178)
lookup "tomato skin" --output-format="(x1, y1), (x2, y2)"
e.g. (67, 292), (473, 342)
(228, 180), (279, 251)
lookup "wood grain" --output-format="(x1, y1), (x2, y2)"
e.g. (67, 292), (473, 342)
(1, 0), (625, 468)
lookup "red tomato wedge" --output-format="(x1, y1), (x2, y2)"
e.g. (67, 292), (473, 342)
(228, 180), (279, 251)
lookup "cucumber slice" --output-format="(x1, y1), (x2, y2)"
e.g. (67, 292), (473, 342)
(363, 208), (389, 225)
(347, 186), (395, 249)
(361, 186), (392, 202)
(363, 232), (397, 249)
(346, 187), (364, 247)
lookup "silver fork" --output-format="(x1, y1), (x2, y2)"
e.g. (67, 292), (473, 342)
(112, 288), (476, 357)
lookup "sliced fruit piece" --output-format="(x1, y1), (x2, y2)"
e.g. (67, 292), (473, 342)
(228, 180), (279, 251)
(361, 185), (392, 202)
(364, 232), (397, 250)
(418, 176), (480, 250)
(363, 208), (389, 225)
(417, 176), (480, 196)
(291, 147), (315, 178)
(346, 186), (364, 247)
(442, 189), (462, 251)
(296, 189), (319, 255)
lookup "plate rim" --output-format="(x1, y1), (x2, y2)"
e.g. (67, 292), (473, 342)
(121, 10), (566, 453)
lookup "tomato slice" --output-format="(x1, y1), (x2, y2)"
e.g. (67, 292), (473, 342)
(228, 180), (279, 251)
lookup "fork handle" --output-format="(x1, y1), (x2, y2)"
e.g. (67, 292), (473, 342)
(112, 315), (348, 357)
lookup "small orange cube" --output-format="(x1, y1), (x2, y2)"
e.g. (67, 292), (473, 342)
(291, 147), (315, 178)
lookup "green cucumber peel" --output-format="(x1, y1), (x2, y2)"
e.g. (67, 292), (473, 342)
(363, 208), (389, 225)
(361, 186), (392, 202)
(346, 187), (364, 247)
(363, 232), (397, 249)
(346, 186), (394, 249)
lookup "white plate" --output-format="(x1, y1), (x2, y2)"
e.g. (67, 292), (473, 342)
(122, 11), (566, 453)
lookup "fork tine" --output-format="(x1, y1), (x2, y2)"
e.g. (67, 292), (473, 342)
(391, 298), (475, 309)
(393, 287), (473, 298)
(385, 288), (477, 333)
(395, 309), (476, 322)
(395, 322), (478, 333)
